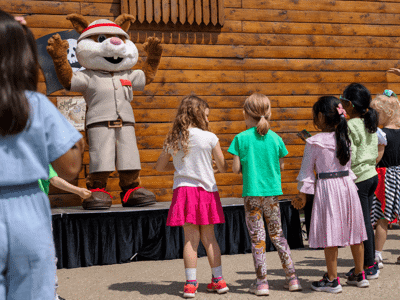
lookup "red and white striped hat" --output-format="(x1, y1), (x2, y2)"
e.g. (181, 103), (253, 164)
(78, 19), (129, 42)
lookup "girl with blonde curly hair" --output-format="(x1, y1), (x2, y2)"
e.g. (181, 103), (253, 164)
(155, 95), (228, 298)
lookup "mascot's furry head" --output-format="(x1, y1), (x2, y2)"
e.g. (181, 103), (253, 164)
(76, 18), (139, 72)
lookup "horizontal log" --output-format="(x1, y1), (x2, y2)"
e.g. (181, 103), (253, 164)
(242, 21), (400, 37)
(81, 2), (121, 16)
(46, 95), (320, 109)
(245, 46), (400, 60)
(130, 107), (312, 122)
(129, 31), (400, 48)
(242, 0), (400, 14)
(2, 0), (81, 15)
(226, 8), (400, 25)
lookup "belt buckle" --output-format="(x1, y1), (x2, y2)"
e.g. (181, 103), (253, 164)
(108, 119), (123, 128)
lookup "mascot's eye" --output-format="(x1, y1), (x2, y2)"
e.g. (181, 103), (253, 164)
(97, 35), (107, 43)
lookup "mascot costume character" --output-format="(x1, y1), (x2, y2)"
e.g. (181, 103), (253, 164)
(46, 14), (162, 209)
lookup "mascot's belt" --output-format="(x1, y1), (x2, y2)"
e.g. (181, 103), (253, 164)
(86, 119), (134, 129)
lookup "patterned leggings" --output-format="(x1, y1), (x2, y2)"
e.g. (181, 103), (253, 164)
(244, 196), (296, 279)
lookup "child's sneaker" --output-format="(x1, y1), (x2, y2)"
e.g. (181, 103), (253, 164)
(345, 262), (379, 280)
(375, 252), (384, 269)
(347, 271), (369, 288)
(249, 280), (269, 296)
(311, 273), (342, 294)
(183, 281), (199, 298)
(284, 275), (302, 292)
(206, 277), (229, 294)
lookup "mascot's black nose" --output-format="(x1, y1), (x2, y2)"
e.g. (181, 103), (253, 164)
(104, 57), (123, 64)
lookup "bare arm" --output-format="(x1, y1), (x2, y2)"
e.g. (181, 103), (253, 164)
(154, 149), (175, 172)
(51, 138), (85, 181)
(376, 144), (385, 164)
(231, 155), (241, 174)
(280, 158), (284, 171)
(212, 142), (228, 173)
(50, 176), (92, 199)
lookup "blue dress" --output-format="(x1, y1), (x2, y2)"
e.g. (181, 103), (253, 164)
(0, 91), (82, 299)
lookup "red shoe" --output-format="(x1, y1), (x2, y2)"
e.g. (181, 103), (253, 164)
(183, 282), (198, 298)
(207, 278), (229, 294)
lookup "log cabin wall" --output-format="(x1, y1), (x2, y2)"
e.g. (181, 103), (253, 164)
(2, 0), (400, 207)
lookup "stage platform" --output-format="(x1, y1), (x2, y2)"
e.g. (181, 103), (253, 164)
(51, 198), (304, 269)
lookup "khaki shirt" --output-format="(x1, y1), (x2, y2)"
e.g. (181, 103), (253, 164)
(70, 69), (146, 126)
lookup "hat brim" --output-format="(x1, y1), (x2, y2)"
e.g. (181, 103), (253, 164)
(78, 26), (129, 42)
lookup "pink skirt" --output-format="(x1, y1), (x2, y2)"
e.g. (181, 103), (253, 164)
(166, 186), (225, 226)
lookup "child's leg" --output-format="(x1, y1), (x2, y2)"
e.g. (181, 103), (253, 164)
(244, 196), (268, 281)
(324, 247), (338, 280)
(199, 224), (221, 269)
(200, 225), (229, 294)
(263, 196), (296, 277)
(183, 223), (200, 280)
(375, 218), (388, 252)
(350, 243), (364, 274)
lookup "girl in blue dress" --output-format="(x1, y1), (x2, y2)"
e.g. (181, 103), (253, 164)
(0, 10), (84, 299)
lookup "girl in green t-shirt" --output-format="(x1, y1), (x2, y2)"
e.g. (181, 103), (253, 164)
(228, 93), (302, 296)
(340, 83), (380, 279)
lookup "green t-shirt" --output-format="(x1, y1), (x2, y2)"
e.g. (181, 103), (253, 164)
(228, 127), (288, 197)
(38, 164), (58, 195)
(348, 118), (378, 183)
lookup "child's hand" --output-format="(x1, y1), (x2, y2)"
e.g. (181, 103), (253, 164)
(292, 193), (306, 210)
(212, 160), (219, 173)
(79, 188), (92, 199)
(388, 68), (400, 76)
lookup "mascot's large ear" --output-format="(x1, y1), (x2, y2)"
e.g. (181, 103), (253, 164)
(66, 14), (90, 35)
(114, 14), (136, 33)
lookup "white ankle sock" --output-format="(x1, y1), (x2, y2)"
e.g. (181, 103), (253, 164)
(185, 268), (197, 282)
(211, 266), (223, 279)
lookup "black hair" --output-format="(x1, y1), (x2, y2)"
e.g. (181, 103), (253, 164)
(342, 83), (378, 133)
(0, 9), (38, 136)
(312, 96), (351, 166)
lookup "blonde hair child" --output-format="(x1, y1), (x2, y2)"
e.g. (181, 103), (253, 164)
(370, 90), (400, 267)
(228, 93), (302, 296)
(155, 95), (229, 298)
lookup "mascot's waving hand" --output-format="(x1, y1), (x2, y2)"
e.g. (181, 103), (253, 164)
(47, 14), (162, 209)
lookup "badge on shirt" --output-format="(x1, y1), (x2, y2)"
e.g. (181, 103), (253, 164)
(120, 79), (132, 87)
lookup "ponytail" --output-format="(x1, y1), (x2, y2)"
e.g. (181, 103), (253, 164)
(335, 116), (351, 166)
(243, 93), (272, 136)
(362, 107), (378, 134)
(256, 115), (270, 136)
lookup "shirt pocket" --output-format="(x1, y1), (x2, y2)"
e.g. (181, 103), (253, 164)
(120, 79), (133, 101)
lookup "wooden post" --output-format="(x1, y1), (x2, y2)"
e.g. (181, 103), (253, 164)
(129, 0), (137, 17)
(154, 0), (161, 23)
(179, 0), (186, 24)
(203, 0), (210, 25)
(195, 0), (202, 25)
(121, 0), (129, 14)
(187, 0), (194, 25)
(171, 0), (178, 24)
(138, 0), (145, 23)
(146, 0), (153, 23)
(210, 0), (217, 26)
(218, 0), (224, 25)
(162, 0), (170, 24)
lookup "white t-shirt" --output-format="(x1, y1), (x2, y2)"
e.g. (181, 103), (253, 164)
(171, 128), (219, 192)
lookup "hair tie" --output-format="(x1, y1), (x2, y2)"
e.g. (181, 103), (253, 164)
(336, 103), (347, 118)
(260, 115), (265, 118)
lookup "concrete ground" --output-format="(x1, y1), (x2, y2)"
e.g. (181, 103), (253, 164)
(57, 226), (400, 300)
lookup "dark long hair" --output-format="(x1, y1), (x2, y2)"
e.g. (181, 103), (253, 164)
(313, 96), (351, 166)
(342, 83), (378, 133)
(0, 9), (38, 136)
